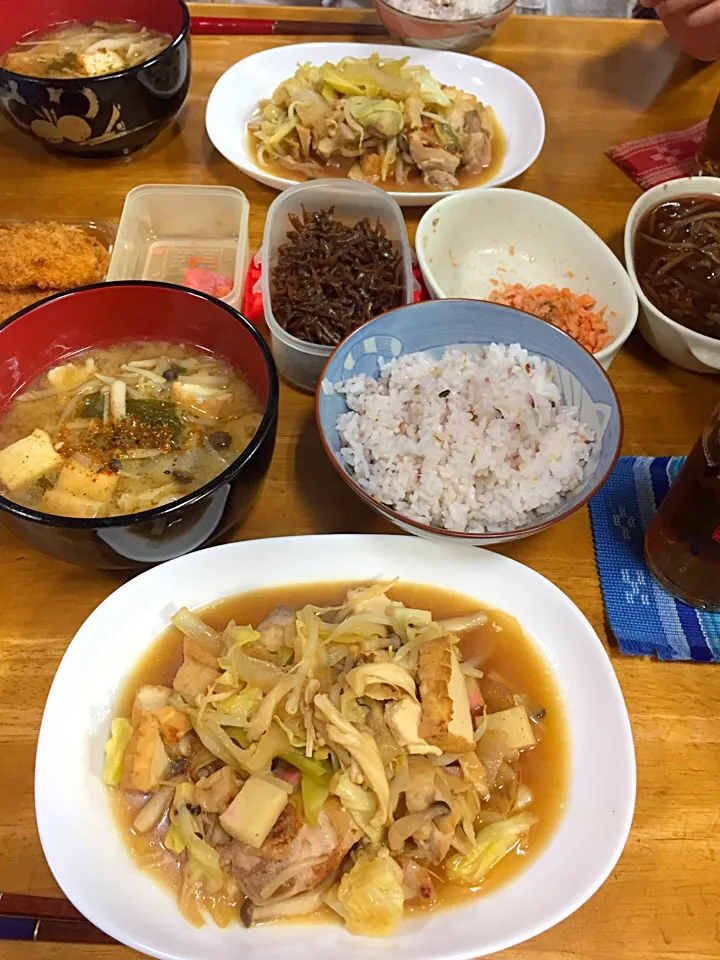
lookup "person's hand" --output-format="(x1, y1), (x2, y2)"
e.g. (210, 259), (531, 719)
(640, 0), (720, 59)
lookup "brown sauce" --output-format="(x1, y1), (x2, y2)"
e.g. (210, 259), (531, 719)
(248, 111), (507, 194)
(111, 580), (569, 926)
(634, 195), (720, 339)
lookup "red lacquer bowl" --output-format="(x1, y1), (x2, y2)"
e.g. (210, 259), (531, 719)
(0, 0), (191, 157)
(0, 282), (279, 570)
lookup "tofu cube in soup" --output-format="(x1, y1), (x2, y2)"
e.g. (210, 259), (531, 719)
(485, 705), (536, 751)
(131, 685), (171, 721)
(0, 429), (62, 491)
(41, 487), (108, 519)
(153, 706), (192, 747)
(173, 658), (221, 701)
(55, 458), (118, 502)
(220, 776), (288, 848)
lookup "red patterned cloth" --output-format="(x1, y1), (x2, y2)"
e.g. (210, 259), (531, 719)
(606, 120), (707, 190)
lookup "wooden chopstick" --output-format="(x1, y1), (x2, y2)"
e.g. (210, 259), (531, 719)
(0, 894), (116, 945)
(190, 15), (388, 36)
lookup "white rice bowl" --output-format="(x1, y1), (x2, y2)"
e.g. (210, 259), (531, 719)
(335, 344), (594, 533)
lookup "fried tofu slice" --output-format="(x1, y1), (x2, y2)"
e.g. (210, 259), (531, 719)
(418, 637), (474, 753)
(47, 358), (97, 392)
(195, 765), (243, 814)
(41, 487), (107, 518)
(173, 658), (221, 701)
(131, 685), (172, 722)
(0, 429), (63, 491)
(153, 706), (193, 747)
(55, 458), (118, 503)
(0, 222), (110, 292)
(183, 633), (222, 669)
(120, 713), (169, 793)
(171, 381), (232, 420)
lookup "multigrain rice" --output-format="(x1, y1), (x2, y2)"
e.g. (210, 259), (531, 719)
(335, 344), (594, 534)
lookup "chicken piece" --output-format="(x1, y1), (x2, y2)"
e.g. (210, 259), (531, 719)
(0, 429), (63, 491)
(226, 797), (362, 905)
(0, 223), (110, 292)
(79, 47), (125, 77)
(183, 633), (222, 669)
(153, 706), (192, 747)
(195, 766), (243, 814)
(55, 458), (118, 503)
(256, 606), (296, 653)
(408, 132), (461, 189)
(398, 856), (436, 905)
(424, 170), (459, 190)
(131, 685), (171, 722)
(41, 487), (107, 519)
(418, 637), (474, 753)
(120, 713), (169, 793)
(385, 699), (441, 756)
(462, 130), (492, 174)
(170, 381), (232, 420)
(173, 658), (221, 701)
(47, 358), (97, 392)
(416, 824), (454, 866)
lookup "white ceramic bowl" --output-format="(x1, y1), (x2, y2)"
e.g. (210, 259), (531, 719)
(416, 188), (638, 369)
(35, 534), (636, 960)
(624, 175), (720, 373)
(205, 42), (545, 208)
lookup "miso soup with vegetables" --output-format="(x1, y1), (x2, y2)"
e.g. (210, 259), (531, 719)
(104, 580), (567, 937)
(0, 342), (262, 519)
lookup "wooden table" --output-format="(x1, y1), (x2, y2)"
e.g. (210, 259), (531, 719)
(1, 8), (719, 960)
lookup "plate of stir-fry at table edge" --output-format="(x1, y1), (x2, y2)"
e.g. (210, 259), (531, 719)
(205, 43), (545, 206)
(35, 536), (635, 960)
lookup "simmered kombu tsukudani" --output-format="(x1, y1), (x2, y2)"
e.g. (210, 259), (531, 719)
(634, 196), (720, 339)
(269, 207), (405, 346)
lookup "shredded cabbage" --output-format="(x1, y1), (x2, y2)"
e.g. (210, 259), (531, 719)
(336, 850), (405, 937)
(301, 771), (331, 826)
(171, 786), (225, 893)
(446, 813), (538, 885)
(102, 717), (133, 786)
(164, 824), (186, 854)
(347, 97), (404, 137)
(331, 773), (382, 843)
(215, 686), (263, 725)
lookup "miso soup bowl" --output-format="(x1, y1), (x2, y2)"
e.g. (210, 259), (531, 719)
(0, 282), (279, 570)
(0, 0), (190, 158)
(624, 175), (720, 374)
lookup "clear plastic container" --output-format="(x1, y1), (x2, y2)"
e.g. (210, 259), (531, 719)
(261, 179), (415, 392)
(107, 185), (249, 307)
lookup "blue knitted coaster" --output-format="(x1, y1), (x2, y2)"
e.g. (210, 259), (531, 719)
(588, 456), (720, 662)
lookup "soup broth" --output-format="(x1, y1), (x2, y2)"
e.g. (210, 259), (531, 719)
(109, 581), (568, 932)
(0, 341), (262, 519)
(2, 20), (172, 79)
(634, 195), (720, 339)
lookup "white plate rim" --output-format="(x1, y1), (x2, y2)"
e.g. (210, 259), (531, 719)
(204, 43), (546, 207)
(35, 534), (635, 960)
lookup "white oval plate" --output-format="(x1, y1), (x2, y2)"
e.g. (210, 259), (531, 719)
(35, 535), (634, 960)
(205, 43), (545, 207)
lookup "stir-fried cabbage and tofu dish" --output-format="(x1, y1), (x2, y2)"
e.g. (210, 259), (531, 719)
(248, 55), (496, 191)
(104, 582), (545, 937)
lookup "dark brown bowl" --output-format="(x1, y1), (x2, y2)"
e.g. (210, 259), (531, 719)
(0, 0), (190, 157)
(0, 282), (279, 570)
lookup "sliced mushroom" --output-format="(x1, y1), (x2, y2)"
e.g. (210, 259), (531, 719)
(240, 886), (328, 926)
(132, 785), (174, 834)
(387, 801), (451, 852)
